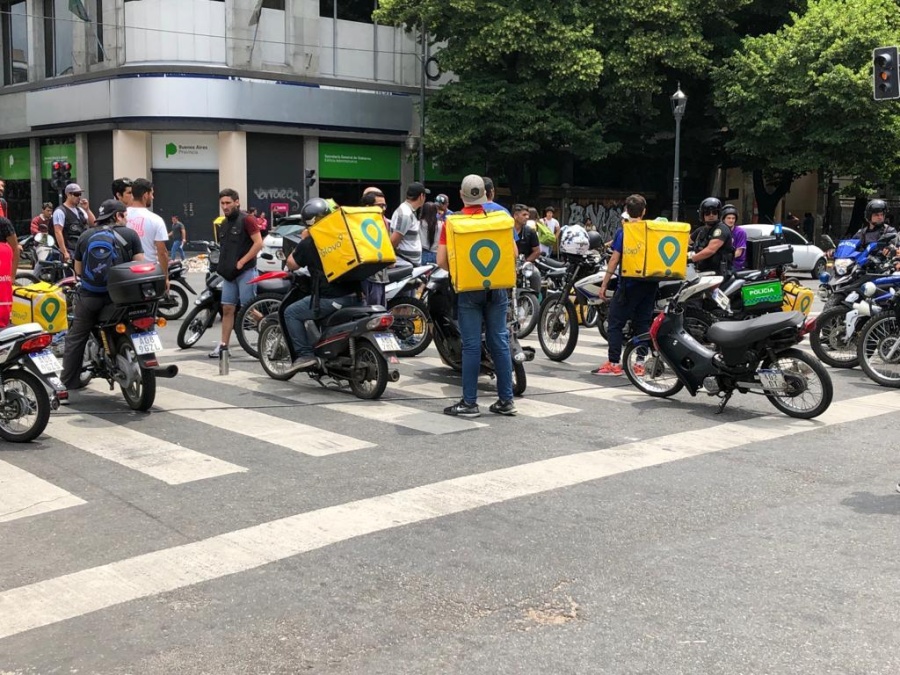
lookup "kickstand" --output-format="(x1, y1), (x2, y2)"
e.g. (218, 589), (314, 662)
(715, 390), (733, 414)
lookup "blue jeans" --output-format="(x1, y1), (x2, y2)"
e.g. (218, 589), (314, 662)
(170, 240), (186, 260)
(285, 294), (360, 357)
(421, 250), (437, 265)
(607, 282), (658, 363)
(457, 290), (513, 404)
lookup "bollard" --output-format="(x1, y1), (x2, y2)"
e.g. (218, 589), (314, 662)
(219, 345), (230, 375)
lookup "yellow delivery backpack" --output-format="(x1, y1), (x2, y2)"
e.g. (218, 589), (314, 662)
(445, 211), (516, 292)
(782, 280), (815, 316)
(10, 281), (68, 334)
(308, 206), (396, 282)
(620, 220), (691, 279)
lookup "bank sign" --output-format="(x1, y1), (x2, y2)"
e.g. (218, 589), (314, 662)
(151, 133), (219, 170)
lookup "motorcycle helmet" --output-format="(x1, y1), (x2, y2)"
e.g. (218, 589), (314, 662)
(94, 199), (128, 225)
(698, 197), (722, 221)
(865, 198), (887, 222)
(560, 224), (590, 256)
(300, 197), (333, 226)
(721, 204), (739, 221)
(587, 231), (604, 251)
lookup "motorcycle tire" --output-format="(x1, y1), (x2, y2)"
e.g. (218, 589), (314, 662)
(387, 295), (433, 358)
(177, 304), (217, 349)
(856, 314), (900, 388)
(512, 359), (527, 397)
(581, 303), (599, 328)
(236, 293), (284, 359)
(258, 323), (296, 381)
(622, 341), (684, 398)
(0, 369), (51, 443)
(349, 341), (389, 400)
(117, 337), (156, 412)
(515, 291), (540, 339)
(157, 284), (190, 321)
(762, 348), (833, 419)
(810, 306), (863, 368)
(538, 297), (578, 362)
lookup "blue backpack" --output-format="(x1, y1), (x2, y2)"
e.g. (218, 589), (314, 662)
(81, 227), (129, 293)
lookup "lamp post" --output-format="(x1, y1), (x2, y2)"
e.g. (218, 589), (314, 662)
(670, 82), (688, 221)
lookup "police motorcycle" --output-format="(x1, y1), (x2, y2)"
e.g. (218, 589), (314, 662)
(856, 282), (900, 388)
(818, 235), (895, 310)
(0, 323), (66, 442)
(622, 276), (831, 419)
(79, 262), (178, 411)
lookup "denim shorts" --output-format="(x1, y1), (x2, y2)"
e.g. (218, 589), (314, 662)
(221, 267), (257, 306)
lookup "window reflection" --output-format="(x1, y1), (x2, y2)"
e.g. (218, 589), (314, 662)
(1, 1), (29, 84)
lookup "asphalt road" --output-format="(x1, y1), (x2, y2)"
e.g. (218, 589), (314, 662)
(1, 272), (899, 675)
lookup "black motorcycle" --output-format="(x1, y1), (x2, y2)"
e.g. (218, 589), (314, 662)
(622, 276), (832, 419)
(176, 267), (224, 349)
(425, 268), (533, 396)
(234, 268), (292, 358)
(254, 271), (400, 400)
(156, 260), (198, 321)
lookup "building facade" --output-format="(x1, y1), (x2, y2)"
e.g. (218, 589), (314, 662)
(0, 0), (438, 238)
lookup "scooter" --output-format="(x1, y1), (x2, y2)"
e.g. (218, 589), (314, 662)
(384, 263), (437, 358)
(176, 268), (224, 349)
(623, 276), (832, 419)
(156, 260), (199, 321)
(255, 271), (401, 400)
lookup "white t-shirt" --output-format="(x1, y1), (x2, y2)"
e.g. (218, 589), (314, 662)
(389, 201), (422, 264)
(126, 207), (168, 264)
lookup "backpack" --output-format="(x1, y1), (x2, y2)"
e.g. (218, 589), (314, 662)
(535, 219), (557, 247)
(81, 227), (129, 293)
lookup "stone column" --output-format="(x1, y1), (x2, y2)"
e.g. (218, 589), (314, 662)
(218, 132), (248, 204)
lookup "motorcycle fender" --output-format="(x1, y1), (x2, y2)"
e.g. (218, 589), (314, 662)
(177, 279), (198, 295)
(14, 362), (67, 393)
(357, 332), (392, 356)
(843, 309), (860, 340)
(195, 291), (212, 306)
(630, 332), (652, 345)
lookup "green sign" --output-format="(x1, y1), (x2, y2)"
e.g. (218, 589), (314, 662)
(40, 144), (77, 181)
(742, 280), (783, 307)
(1, 146), (30, 181)
(319, 142), (400, 181)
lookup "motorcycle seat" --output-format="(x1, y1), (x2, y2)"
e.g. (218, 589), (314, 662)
(537, 257), (567, 269)
(706, 311), (804, 347)
(256, 277), (291, 294)
(387, 267), (412, 282)
(324, 306), (381, 327)
(733, 269), (763, 280)
(0, 323), (43, 344)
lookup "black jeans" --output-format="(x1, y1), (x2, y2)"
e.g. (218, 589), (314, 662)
(61, 292), (110, 388)
(606, 282), (658, 364)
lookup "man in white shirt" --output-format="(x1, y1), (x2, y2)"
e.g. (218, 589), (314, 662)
(389, 181), (428, 265)
(126, 178), (169, 285)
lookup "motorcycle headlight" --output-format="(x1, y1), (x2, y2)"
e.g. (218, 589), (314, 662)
(862, 282), (877, 298)
(834, 260), (849, 276)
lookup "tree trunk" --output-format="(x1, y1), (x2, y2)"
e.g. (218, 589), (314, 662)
(844, 197), (866, 238)
(752, 169), (794, 224)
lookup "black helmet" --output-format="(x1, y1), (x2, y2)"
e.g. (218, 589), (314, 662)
(865, 199), (887, 222)
(300, 198), (332, 226)
(587, 231), (604, 251)
(698, 197), (722, 221)
(721, 204), (739, 221)
(94, 199), (127, 224)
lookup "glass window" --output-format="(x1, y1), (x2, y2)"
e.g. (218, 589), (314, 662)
(784, 229), (806, 245)
(43, 0), (75, 77)
(94, 0), (103, 62)
(320, 0), (377, 23)
(1, 1), (29, 84)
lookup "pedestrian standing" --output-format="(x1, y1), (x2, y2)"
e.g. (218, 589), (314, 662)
(539, 207), (560, 257)
(126, 179), (169, 285)
(52, 184), (95, 262)
(390, 182), (428, 265)
(169, 215), (187, 261)
(419, 201), (440, 265)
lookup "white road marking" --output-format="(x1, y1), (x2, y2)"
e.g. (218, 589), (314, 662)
(3, 391), (898, 640)
(0, 460), (86, 524)
(44, 416), (246, 485)
(323, 400), (487, 434)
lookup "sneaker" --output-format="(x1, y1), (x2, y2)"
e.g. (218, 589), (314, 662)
(208, 343), (226, 359)
(632, 362), (645, 377)
(592, 361), (623, 376)
(489, 399), (517, 416)
(443, 399), (481, 418)
(287, 356), (319, 373)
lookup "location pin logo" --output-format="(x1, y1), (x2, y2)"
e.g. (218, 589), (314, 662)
(470, 240), (501, 288)
(361, 218), (385, 260)
(40, 297), (62, 331)
(658, 236), (681, 275)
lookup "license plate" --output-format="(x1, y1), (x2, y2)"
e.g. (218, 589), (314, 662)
(29, 350), (62, 375)
(374, 332), (401, 353)
(133, 331), (163, 355)
(757, 368), (786, 391)
(712, 289), (731, 310)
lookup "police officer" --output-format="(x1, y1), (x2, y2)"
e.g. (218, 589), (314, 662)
(689, 197), (733, 273)
(853, 199), (897, 247)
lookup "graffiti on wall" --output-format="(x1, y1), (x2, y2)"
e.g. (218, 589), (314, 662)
(566, 200), (624, 241)
(252, 187), (302, 213)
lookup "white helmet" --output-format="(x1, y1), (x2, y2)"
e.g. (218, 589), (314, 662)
(560, 224), (590, 256)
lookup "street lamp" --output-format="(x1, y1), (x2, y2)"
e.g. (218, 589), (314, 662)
(670, 82), (688, 221)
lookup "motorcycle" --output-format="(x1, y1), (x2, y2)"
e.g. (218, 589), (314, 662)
(79, 262), (179, 411)
(623, 276), (832, 419)
(383, 263), (437, 358)
(177, 267), (224, 350)
(234, 262), (293, 358)
(856, 284), (900, 388)
(425, 268), (533, 396)
(819, 237), (894, 309)
(0, 323), (67, 442)
(255, 271), (400, 400)
(514, 259), (541, 339)
(156, 260), (198, 321)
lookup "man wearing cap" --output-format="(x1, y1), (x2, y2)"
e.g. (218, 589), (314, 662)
(389, 181), (428, 265)
(60, 199), (144, 390)
(437, 175), (517, 418)
(53, 183), (96, 262)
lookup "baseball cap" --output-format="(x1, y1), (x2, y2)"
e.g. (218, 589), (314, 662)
(94, 199), (127, 224)
(65, 183), (83, 195)
(406, 182), (430, 199)
(435, 194), (449, 205)
(460, 175), (487, 206)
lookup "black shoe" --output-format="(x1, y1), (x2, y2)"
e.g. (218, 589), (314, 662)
(444, 399), (481, 418)
(489, 399), (517, 416)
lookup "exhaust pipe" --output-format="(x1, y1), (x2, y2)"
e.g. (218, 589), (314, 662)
(152, 365), (179, 379)
(388, 369), (400, 382)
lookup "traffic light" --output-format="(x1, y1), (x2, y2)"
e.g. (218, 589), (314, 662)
(61, 161), (72, 185)
(51, 161), (63, 190)
(873, 46), (899, 101)
(305, 169), (316, 189)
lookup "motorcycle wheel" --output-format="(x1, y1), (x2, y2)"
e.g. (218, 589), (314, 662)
(117, 338), (156, 411)
(512, 359), (527, 397)
(515, 291), (540, 339)
(0, 369), (51, 443)
(177, 305), (216, 349)
(79, 336), (99, 387)
(157, 285), (190, 321)
(581, 303), (599, 328)
(622, 341), (684, 398)
(258, 323), (296, 381)
(856, 314), (900, 388)
(236, 293), (284, 359)
(349, 342), (389, 400)
(387, 296), (433, 358)
(538, 297), (578, 362)
(810, 306), (863, 368)
(762, 348), (833, 419)
(15, 272), (39, 286)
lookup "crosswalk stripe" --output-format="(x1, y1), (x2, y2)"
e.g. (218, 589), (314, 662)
(391, 379), (580, 418)
(323, 400), (487, 434)
(44, 415), (246, 485)
(156, 388), (375, 456)
(0, 460), (86, 524)
(2, 390), (896, 641)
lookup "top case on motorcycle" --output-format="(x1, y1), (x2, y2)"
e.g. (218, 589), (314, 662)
(706, 311), (804, 348)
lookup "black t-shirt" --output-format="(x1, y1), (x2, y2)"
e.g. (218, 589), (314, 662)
(74, 225), (145, 297)
(291, 236), (361, 299)
(515, 225), (540, 257)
